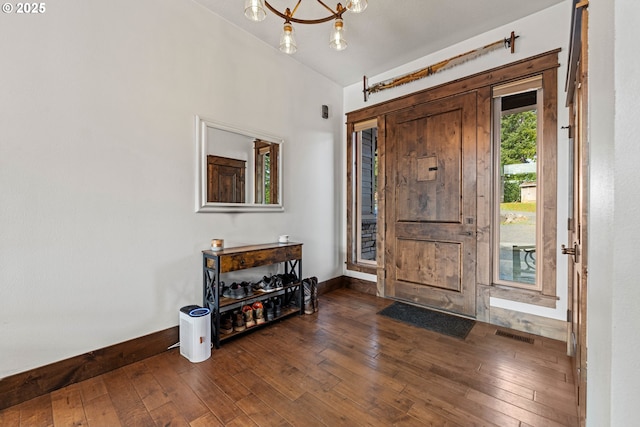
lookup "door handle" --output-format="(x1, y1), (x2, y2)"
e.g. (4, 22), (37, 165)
(562, 243), (579, 262)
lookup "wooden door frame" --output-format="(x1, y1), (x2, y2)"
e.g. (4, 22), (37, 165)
(347, 50), (561, 307)
(566, 1), (589, 425)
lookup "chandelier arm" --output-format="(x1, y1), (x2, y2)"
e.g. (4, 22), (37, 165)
(290, 0), (302, 17)
(264, 1), (345, 24)
(316, 0), (342, 16)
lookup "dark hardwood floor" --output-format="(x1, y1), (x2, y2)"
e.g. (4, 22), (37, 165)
(0, 288), (578, 426)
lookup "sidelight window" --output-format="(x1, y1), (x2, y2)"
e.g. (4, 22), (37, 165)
(492, 76), (545, 291)
(348, 119), (378, 271)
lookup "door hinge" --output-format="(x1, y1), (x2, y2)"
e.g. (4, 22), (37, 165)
(567, 309), (572, 322)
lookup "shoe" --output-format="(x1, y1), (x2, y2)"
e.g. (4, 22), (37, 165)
(277, 273), (298, 286)
(242, 281), (254, 297)
(252, 278), (266, 292)
(273, 297), (282, 317)
(282, 287), (298, 309)
(242, 305), (255, 328)
(233, 311), (246, 332)
(220, 313), (233, 334)
(303, 278), (314, 315)
(255, 276), (275, 292)
(311, 276), (319, 313)
(252, 301), (265, 324)
(229, 282), (246, 299)
(264, 300), (274, 321)
(221, 281), (232, 299)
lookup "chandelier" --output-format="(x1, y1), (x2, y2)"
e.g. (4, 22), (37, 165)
(244, 0), (368, 54)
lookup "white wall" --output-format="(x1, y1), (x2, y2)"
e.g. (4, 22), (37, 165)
(587, 1), (640, 425)
(342, 2), (572, 321)
(610, 0), (640, 421)
(0, 0), (343, 377)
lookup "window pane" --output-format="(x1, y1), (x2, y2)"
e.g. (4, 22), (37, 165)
(497, 104), (537, 285)
(264, 152), (270, 203)
(357, 127), (378, 263)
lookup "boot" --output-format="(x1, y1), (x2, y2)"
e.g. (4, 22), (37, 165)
(233, 311), (246, 332)
(264, 300), (274, 321)
(311, 276), (318, 313)
(252, 301), (265, 324)
(274, 297), (282, 317)
(303, 278), (314, 315)
(242, 305), (255, 328)
(220, 313), (233, 335)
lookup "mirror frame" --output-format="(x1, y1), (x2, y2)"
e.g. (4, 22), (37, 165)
(195, 115), (284, 212)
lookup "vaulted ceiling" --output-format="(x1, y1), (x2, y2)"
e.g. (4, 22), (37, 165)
(193, 0), (565, 87)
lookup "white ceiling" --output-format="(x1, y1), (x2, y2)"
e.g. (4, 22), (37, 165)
(193, 0), (565, 87)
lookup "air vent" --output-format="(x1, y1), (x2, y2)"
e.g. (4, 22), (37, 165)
(495, 329), (535, 344)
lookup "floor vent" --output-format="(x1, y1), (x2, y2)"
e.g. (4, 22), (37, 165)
(495, 330), (535, 344)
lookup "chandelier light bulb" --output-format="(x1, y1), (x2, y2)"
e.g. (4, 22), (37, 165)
(280, 22), (297, 54)
(346, 0), (368, 13)
(329, 18), (347, 51)
(244, 0), (266, 21)
(246, 1), (366, 52)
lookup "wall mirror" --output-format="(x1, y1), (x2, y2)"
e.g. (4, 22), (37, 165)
(195, 115), (284, 212)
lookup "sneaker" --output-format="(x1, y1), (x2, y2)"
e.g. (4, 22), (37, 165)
(242, 305), (255, 328)
(252, 301), (265, 324)
(233, 311), (246, 332)
(242, 281), (254, 297)
(252, 278), (266, 292)
(255, 276), (275, 292)
(221, 281), (232, 299)
(220, 313), (233, 334)
(229, 282), (246, 299)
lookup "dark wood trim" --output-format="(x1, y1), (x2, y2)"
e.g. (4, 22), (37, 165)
(491, 285), (560, 308)
(0, 326), (179, 411)
(346, 116), (383, 278)
(347, 49), (561, 122)
(344, 276), (377, 295)
(345, 121), (356, 270)
(345, 262), (376, 275)
(540, 66), (558, 298)
(317, 276), (345, 295)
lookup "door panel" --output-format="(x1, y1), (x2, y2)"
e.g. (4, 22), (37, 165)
(385, 92), (477, 316)
(395, 238), (461, 292)
(394, 109), (462, 223)
(207, 155), (246, 203)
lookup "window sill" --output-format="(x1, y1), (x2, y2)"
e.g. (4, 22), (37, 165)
(346, 262), (377, 276)
(491, 284), (558, 308)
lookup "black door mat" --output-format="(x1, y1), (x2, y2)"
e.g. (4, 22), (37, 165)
(378, 302), (475, 339)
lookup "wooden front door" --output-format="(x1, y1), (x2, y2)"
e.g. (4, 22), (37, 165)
(385, 92), (477, 316)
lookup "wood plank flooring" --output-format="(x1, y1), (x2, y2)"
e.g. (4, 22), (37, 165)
(0, 288), (578, 426)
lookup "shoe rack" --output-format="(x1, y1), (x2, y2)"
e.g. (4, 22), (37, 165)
(202, 242), (303, 348)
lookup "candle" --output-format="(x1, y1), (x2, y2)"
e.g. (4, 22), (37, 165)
(211, 239), (224, 251)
